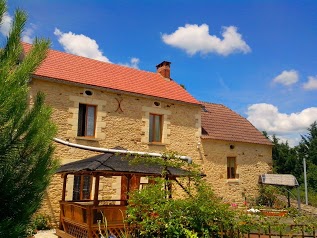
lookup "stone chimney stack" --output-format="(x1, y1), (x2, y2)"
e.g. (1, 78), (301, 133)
(156, 61), (171, 80)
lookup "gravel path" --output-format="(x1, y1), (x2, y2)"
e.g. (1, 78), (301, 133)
(34, 229), (57, 238)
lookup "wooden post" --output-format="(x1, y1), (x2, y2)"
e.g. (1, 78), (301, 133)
(61, 174), (67, 201)
(126, 175), (131, 204)
(60, 174), (68, 231)
(94, 175), (100, 206)
(167, 178), (172, 199)
(87, 206), (93, 238)
(120, 175), (128, 205)
(130, 175), (140, 191)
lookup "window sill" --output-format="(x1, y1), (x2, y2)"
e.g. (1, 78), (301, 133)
(227, 179), (240, 184)
(75, 137), (101, 142)
(147, 142), (166, 146)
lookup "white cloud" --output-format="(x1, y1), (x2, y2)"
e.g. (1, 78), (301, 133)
(246, 103), (317, 146)
(272, 70), (299, 86)
(1, 12), (35, 43)
(303, 75), (317, 90)
(119, 57), (140, 69)
(22, 24), (37, 43)
(0, 12), (12, 36)
(54, 28), (110, 63)
(162, 24), (251, 56)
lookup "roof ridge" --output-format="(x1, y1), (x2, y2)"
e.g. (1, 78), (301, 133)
(200, 101), (225, 106)
(22, 42), (200, 105)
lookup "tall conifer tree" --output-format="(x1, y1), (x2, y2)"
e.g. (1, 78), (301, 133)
(0, 0), (57, 236)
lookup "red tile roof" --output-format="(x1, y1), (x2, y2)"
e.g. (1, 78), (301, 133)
(22, 43), (199, 105)
(201, 102), (272, 145)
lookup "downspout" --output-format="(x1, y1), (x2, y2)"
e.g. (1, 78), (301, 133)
(53, 138), (192, 164)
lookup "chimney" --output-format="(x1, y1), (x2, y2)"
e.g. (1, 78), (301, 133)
(156, 61), (171, 80)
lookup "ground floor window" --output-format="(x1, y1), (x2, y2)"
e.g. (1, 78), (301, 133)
(73, 175), (92, 200)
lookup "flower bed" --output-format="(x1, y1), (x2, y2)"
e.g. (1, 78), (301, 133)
(260, 209), (288, 217)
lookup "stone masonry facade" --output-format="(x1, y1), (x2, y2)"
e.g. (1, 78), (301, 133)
(201, 139), (272, 204)
(29, 78), (202, 223)
(29, 78), (272, 224)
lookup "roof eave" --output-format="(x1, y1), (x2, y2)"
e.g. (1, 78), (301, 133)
(31, 74), (201, 106)
(200, 136), (273, 146)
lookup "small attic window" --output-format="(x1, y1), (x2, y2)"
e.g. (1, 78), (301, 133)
(153, 101), (161, 107)
(85, 90), (93, 96)
(202, 106), (208, 112)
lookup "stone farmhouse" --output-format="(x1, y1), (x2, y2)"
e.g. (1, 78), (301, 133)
(23, 43), (272, 223)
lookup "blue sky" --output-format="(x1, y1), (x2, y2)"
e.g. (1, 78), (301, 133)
(1, 0), (317, 146)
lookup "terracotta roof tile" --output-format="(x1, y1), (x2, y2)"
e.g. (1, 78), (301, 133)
(22, 43), (199, 105)
(201, 102), (272, 145)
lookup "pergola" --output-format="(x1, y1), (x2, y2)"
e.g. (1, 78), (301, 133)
(259, 174), (301, 210)
(55, 149), (190, 238)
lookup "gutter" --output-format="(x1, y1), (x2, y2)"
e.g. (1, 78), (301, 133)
(53, 138), (192, 164)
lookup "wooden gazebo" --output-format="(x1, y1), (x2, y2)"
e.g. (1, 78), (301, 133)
(55, 148), (190, 238)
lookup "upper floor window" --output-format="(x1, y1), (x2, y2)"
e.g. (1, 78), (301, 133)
(77, 103), (96, 137)
(227, 157), (237, 179)
(73, 175), (92, 201)
(149, 113), (162, 142)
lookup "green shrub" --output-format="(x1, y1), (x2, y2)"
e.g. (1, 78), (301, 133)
(32, 214), (52, 230)
(256, 185), (280, 207)
(294, 186), (317, 207)
(127, 177), (235, 237)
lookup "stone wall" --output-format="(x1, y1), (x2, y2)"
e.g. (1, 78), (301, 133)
(29, 78), (272, 225)
(200, 139), (272, 205)
(29, 78), (202, 223)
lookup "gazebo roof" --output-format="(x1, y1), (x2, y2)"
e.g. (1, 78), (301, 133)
(56, 149), (190, 177)
(259, 174), (299, 187)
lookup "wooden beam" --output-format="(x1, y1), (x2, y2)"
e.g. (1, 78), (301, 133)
(120, 176), (128, 205)
(93, 175), (100, 206)
(130, 175), (140, 191)
(62, 174), (68, 201)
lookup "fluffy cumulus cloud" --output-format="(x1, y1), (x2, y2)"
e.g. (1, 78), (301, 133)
(54, 28), (110, 63)
(162, 24), (251, 56)
(303, 75), (317, 90)
(0, 12), (12, 36)
(119, 57), (140, 69)
(22, 23), (37, 43)
(272, 70), (299, 86)
(246, 103), (317, 146)
(1, 12), (36, 43)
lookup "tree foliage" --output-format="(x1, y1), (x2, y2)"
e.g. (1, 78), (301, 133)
(297, 121), (317, 191)
(268, 121), (317, 205)
(0, 1), (57, 237)
(271, 135), (300, 177)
